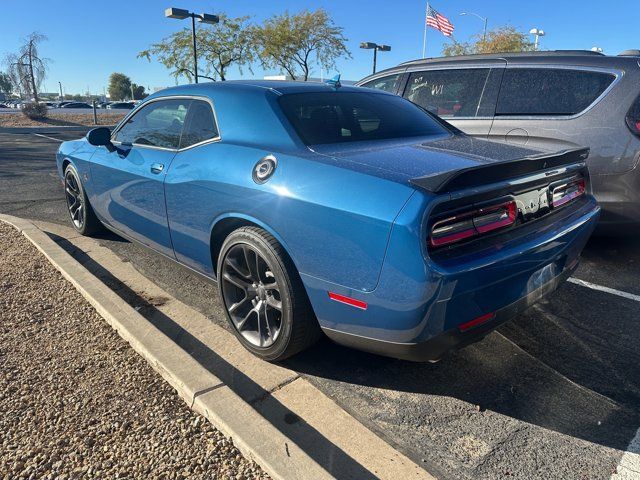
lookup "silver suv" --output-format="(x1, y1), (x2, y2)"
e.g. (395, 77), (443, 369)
(357, 50), (640, 230)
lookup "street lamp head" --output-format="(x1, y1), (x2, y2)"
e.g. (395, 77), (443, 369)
(199, 13), (219, 24)
(165, 7), (190, 19)
(360, 42), (377, 50)
(530, 27), (545, 36)
(377, 45), (391, 52)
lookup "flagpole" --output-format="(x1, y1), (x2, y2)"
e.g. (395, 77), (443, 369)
(422, 1), (429, 58)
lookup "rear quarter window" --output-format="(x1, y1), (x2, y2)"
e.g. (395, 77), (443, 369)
(496, 68), (616, 116)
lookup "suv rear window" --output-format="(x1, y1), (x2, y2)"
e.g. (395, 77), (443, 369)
(278, 91), (448, 145)
(496, 68), (615, 116)
(360, 74), (402, 93)
(404, 69), (491, 118)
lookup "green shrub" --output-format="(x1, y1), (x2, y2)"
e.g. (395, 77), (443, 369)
(22, 102), (48, 119)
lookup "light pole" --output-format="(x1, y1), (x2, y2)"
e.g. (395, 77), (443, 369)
(529, 28), (545, 51)
(58, 81), (63, 101)
(460, 12), (488, 43)
(165, 8), (219, 84)
(360, 42), (391, 75)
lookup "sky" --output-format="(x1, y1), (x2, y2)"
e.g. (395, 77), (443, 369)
(1, 0), (638, 95)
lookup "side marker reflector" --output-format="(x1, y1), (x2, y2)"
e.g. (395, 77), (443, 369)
(459, 312), (495, 332)
(328, 292), (368, 310)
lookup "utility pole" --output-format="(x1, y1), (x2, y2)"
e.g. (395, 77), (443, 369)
(360, 42), (391, 75)
(530, 28), (545, 50)
(58, 81), (63, 101)
(165, 8), (219, 84)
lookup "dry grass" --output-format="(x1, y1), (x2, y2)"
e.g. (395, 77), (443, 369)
(0, 112), (126, 128)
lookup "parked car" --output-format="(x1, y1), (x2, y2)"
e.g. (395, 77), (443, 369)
(60, 102), (92, 109)
(0, 103), (8, 108)
(107, 102), (135, 110)
(357, 50), (640, 230)
(56, 81), (599, 361)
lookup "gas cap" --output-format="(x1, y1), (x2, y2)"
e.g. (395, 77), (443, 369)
(505, 128), (529, 145)
(253, 155), (277, 184)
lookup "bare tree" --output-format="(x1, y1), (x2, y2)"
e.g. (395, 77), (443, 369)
(256, 9), (350, 81)
(5, 33), (49, 102)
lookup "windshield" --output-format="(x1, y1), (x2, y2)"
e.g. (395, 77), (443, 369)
(278, 91), (449, 145)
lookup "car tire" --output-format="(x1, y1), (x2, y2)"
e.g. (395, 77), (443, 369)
(217, 226), (322, 361)
(63, 164), (103, 236)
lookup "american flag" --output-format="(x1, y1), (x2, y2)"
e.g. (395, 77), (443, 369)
(426, 5), (454, 37)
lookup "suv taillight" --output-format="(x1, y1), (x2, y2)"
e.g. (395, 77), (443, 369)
(626, 93), (640, 137)
(429, 201), (517, 248)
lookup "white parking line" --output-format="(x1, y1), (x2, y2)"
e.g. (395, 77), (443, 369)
(568, 276), (640, 478)
(568, 277), (640, 303)
(32, 133), (63, 142)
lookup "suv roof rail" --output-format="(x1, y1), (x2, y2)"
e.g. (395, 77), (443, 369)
(399, 50), (606, 66)
(618, 49), (640, 57)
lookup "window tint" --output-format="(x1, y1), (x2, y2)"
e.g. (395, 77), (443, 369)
(180, 100), (219, 149)
(361, 74), (402, 93)
(404, 69), (490, 118)
(114, 99), (190, 149)
(496, 68), (615, 116)
(278, 91), (448, 145)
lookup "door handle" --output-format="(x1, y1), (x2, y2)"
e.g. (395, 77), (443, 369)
(150, 163), (164, 174)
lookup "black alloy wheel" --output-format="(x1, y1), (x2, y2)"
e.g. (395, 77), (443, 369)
(217, 227), (322, 361)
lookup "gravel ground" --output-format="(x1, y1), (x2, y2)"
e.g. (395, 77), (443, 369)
(0, 222), (269, 480)
(0, 112), (125, 127)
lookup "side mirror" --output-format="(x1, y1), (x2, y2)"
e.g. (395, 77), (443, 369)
(87, 127), (115, 152)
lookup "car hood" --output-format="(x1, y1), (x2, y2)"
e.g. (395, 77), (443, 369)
(310, 134), (541, 185)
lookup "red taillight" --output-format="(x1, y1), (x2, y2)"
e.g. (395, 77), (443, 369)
(550, 178), (585, 208)
(429, 201), (517, 248)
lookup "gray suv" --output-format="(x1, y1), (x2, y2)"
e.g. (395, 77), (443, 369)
(357, 50), (640, 229)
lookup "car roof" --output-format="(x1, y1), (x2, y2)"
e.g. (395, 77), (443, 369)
(149, 80), (391, 98)
(365, 50), (640, 78)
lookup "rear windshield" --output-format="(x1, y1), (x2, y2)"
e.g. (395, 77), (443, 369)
(278, 91), (448, 145)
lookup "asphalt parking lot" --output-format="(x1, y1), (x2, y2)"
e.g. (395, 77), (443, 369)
(1, 131), (639, 479)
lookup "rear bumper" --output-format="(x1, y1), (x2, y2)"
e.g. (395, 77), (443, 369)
(322, 259), (576, 362)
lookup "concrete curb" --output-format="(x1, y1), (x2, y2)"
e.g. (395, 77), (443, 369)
(0, 213), (435, 480)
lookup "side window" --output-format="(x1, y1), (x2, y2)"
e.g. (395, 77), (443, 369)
(404, 69), (490, 118)
(496, 68), (616, 116)
(180, 100), (219, 149)
(361, 74), (402, 93)
(114, 99), (190, 149)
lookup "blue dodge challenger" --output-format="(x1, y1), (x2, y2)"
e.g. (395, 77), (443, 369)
(56, 80), (599, 361)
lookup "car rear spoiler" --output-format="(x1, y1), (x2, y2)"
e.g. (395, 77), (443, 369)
(410, 147), (590, 194)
